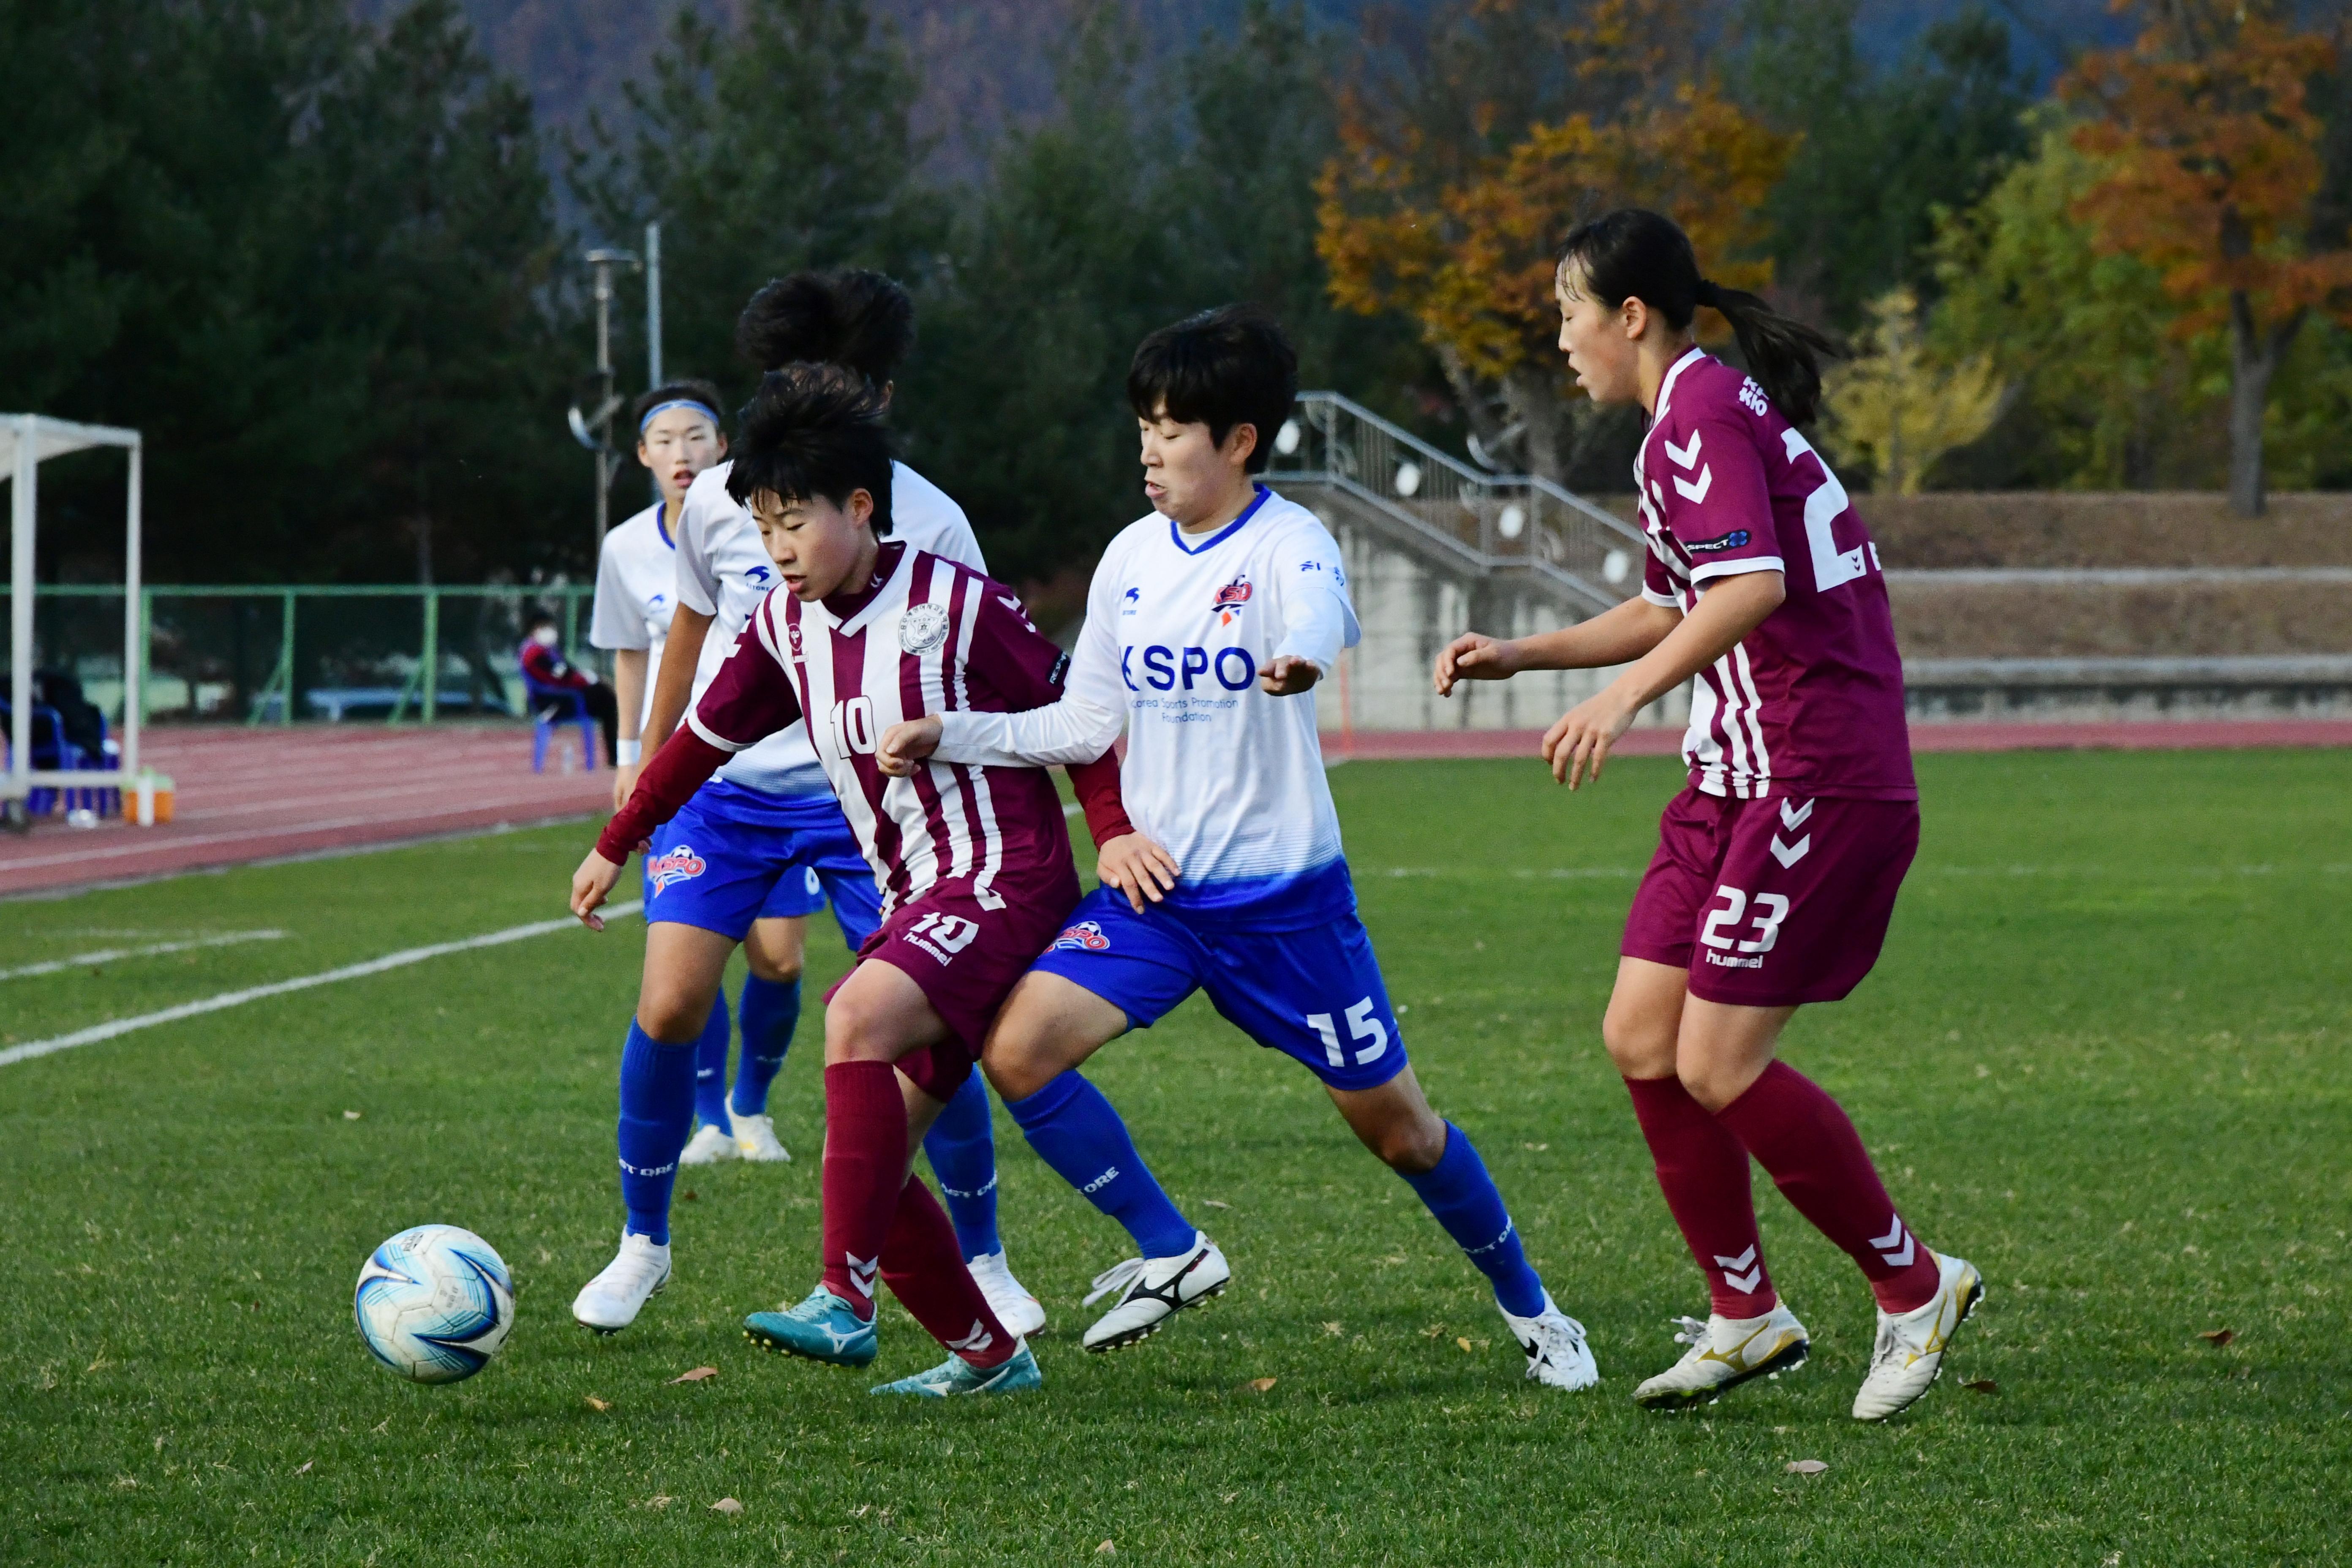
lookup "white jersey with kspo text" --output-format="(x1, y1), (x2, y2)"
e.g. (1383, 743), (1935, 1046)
(931, 485), (1360, 931)
(674, 460), (985, 795)
(588, 500), (678, 728)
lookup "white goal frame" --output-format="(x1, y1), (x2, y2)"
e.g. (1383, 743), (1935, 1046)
(3, 414), (145, 814)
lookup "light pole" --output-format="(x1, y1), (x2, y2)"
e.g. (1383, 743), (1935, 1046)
(644, 222), (663, 506)
(569, 246), (640, 566)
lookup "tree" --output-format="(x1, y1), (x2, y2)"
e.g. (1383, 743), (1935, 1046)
(1820, 287), (2004, 493)
(2064, 0), (2352, 514)
(1317, 0), (1794, 489)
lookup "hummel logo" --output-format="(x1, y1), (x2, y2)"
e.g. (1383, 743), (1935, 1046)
(1713, 1245), (1765, 1295)
(1779, 797), (1814, 830)
(946, 1320), (995, 1356)
(1869, 1218), (1916, 1269)
(846, 1252), (879, 1299)
(1664, 430), (1703, 470)
(1672, 465), (1714, 504)
(1768, 833), (1810, 868)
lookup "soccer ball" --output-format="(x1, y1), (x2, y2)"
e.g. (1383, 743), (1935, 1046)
(354, 1224), (515, 1384)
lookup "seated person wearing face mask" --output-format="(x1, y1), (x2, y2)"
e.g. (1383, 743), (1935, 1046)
(520, 608), (621, 766)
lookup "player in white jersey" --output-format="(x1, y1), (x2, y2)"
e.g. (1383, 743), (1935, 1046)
(571, 272), (1043, 1339)
(881, 308), (1599, 1390)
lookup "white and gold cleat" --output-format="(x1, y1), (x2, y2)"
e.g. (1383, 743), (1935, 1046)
(1852, 1251), (1983, 1421)
(1633, 1303), (1810, 1411)
(731, 1111), (792, 1163)
(678, 1122), (739, 1166)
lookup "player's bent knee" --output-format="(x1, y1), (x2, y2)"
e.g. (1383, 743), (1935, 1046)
(745, 954), (803, 985)
(1675, 1062), (1743, 1115)
(635, 993), (711, 1046)
(1374, 1120), (1447, 1174)
(1601, 1006), (1676, 1079)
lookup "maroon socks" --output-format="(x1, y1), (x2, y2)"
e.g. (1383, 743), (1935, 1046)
(880, 1175), (1017, 1368)
(819, 1062), (909, 1320)
(1715, 1061), (1941, 1314)
(1624, 1074), (1780, 1317)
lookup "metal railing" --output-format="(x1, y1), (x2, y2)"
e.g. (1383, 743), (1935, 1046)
(1266, 392), (1647, 615)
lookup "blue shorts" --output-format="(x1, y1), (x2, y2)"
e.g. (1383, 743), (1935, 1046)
(1029, 886), (1410, 1092)
(640, 780), (882, 949)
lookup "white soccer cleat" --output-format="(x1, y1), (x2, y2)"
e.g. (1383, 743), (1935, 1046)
(730, 1112), (792, 1163)
(1500, 1293), (1601, 1391)
(571, 1231), (672, 1334)
(678, 1122), (739, 1166)
(1080, 1232), (1230, 1352)
(965, 1249), (1047, 1338)
(1852, 1250), (1984, 1422)
(1633, 1302), (1811, 1411)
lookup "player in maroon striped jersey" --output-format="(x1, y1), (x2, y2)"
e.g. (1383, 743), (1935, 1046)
(1434, 210), (1980, 1421)
(570, 363), (1152, 1396)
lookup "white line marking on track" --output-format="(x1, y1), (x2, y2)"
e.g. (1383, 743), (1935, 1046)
(0, 903), (642, 1069)
(0, 929), (288, 982)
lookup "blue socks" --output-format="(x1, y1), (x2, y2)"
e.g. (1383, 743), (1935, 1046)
(1400, 1123), (1546, 1318)
(1005, 1070), (1195, 1259)
(731, 974), (800, 1118)
(921, 1072), (1003, 1260)
(617, 1020), (697, 1245)
(690, 989), (733, 1130)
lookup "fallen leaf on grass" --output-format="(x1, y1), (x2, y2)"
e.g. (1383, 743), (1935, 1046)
(644, 1494), (674, 1510)
(1961, 1379), (1998, 1395)
(668, 1366), (719, 1384)
(1786, 1460), (1829, 1475)
(1096, 1543), (1116, 1555)
(2199, 1328), (2234, 1347)
(710, 1497), (743, 1516)
(681, 1190), (698, 1202)
(1322, 1321), (1343, 1337)
(293, 1460), (312, 1475)
(1456, 1337), (1473, 1353)
(1200, 1199), (1230, 1210)
(343, 1110), (362, 1121)
(584, 1395), (611, 1413)
(1244, 1377), (1276, 1393)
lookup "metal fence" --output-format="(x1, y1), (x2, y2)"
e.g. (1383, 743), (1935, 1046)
(4, 584), (601, 726)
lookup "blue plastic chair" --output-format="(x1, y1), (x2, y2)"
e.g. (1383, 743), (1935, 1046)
(523, 678), (597, 773)
(0, 700), (115, 817)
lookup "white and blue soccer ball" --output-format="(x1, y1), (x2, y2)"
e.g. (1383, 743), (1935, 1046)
(354, 1224), (515, 1384)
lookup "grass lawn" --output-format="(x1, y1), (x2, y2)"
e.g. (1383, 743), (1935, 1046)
(2, 750), (2345, 1565)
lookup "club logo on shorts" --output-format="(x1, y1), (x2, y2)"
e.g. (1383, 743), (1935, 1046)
(1211, 574), (1252, 626)
(646, 845), (707, 894)
(1052, 920), (1111, 953)
(1685, 528), (1752, 554)
(899, 602), (950, 654)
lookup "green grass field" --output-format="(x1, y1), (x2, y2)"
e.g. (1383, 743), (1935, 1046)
(3, 751), (2346, 1565)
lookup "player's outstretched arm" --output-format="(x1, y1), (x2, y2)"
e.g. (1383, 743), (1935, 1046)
(1542, 570), (1783, 790)
(1434, 596), (1683, 695)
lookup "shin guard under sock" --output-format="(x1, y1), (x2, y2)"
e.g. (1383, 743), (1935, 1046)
(921, 1070), (1003, 1260)
(617, 1021), (697, 1245)
(1004, 1070), (1195, 1259)
(879, 1175), (1016, 1367)
(690, 990), (732, 1130)
(1397, 1124), (1546, 1318)
(1715, 1061), (1940, 1313)
(819, 1061), (908, 1319)
(731, 974), (799, 1117)
(1624, 1075), (1778, 1317)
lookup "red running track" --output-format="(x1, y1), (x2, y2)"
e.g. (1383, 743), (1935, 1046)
(4, 717), (2345, 898)
(0, 724), (612, 898)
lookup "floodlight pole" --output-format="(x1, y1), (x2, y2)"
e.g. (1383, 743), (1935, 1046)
(585, 247), (641, 566)
(645, 222), (664, 506)
(9, 418), (33, 808)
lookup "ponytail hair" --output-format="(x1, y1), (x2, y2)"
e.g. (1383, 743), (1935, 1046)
(1557, 209), (1838, 427)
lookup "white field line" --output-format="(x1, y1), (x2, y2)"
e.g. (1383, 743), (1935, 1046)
(0, 929), (287, 982)
(0, 795), (606, 872)
(0, 902), (642, 1069)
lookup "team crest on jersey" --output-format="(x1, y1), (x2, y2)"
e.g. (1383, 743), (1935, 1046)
(1685, 528), (1752, 554)
(900, 602), (951, 654)
(647, 845), (707, 893)
(1211, 574), (1252, 625)
(1053, 920), (1111, 953)
(787, 621), (805, 658)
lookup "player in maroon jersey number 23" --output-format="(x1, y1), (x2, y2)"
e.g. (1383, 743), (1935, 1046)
(571, 362), (1151, 1398)
(1433, 210), (1981, 1422)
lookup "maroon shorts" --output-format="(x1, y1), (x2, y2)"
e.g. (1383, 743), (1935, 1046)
(825, 873), (1078, 1101)
(1621, 785), (1919, 1007)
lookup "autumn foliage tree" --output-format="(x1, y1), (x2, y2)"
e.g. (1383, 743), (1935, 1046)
(1317, 0), (1794, 488)
(2065, 0), (2352, 514)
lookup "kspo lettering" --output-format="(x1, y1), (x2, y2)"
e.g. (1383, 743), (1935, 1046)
(1124, 644), (1259, 692)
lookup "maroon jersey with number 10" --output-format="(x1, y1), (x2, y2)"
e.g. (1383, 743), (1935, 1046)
(1636, 348), (1915, 803)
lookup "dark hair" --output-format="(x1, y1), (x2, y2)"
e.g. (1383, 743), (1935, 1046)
(523, 607), (557, 631)
(1557, 209), (1838, 427)
(735, 270), (915, 383)
(1127, 305), (1298, 474)
(725, 362), (896, 536)
(632, 378), (726, 434)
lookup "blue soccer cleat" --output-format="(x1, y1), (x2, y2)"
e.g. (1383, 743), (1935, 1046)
(743, 1287), (878, 1367)
(870, 1343), (1042, 1398)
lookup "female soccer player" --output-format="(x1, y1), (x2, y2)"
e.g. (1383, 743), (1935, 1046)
(588, 380), (736, 1162)
(880, 306), (1600, 1391)
(573, 363), (1136, 1396)
(570, 272), (1042, 1341)
(1432, 209), (1979, 1421)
